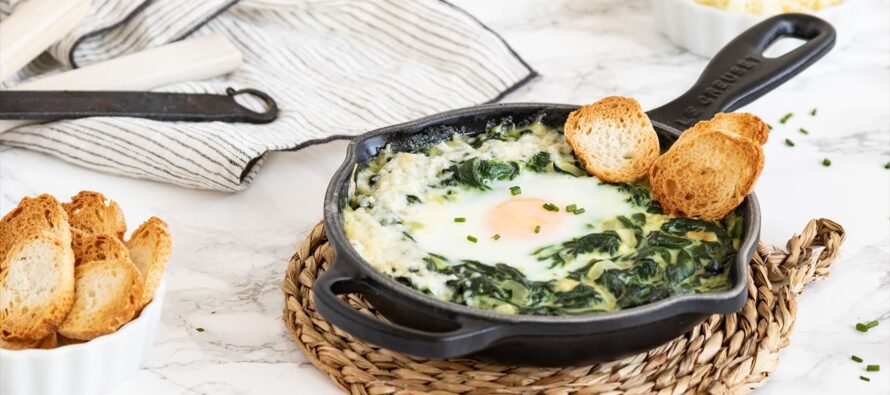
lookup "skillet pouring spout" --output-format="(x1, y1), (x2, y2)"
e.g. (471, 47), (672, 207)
(316, 13), (834, 366)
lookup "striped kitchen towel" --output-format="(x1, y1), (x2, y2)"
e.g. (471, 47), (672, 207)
(0, 0), (535, 192)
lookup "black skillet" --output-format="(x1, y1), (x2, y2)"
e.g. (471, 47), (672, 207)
(314, 14), (835, 366)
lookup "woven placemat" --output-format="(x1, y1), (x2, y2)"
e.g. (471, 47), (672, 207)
(282, 219), (845, 395)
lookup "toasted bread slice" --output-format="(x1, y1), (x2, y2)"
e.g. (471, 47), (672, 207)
(58, 259), (143, 340)
(650, 129), (764, 220)
(126, 217), (171, 308)
(0, 332), (57, 350)
(0, 232), (75, 342)
(678, 112), (769, 146)
(64, 192), (127, 257)
(565, 96), (660, 183)
(0, 194), (70, 260)
(74, 233), (130, 266)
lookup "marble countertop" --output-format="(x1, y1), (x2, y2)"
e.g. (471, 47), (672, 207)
(1, 0), (888, 393)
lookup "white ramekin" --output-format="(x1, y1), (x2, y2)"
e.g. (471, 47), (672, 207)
(652, 0), (865, 57)
(0, 280), (165, 395)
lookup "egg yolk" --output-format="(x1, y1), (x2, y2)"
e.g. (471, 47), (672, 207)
(486, 198), (564, 239)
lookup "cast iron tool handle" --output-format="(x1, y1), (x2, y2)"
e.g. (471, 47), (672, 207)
(313, 260), (506, 359)
(647, 13), (835, 135)
(0, 87), (278, 124)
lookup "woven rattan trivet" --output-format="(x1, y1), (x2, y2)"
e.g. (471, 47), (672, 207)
(283, 219), (845, 395)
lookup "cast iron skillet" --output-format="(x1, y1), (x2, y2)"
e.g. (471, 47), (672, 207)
(314, 14), (835, 366)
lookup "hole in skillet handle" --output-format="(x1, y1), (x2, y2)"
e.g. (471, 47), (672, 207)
(225, 87), (279, 124)
(646, 13), (835, 135)
(311, 258), (506, 359)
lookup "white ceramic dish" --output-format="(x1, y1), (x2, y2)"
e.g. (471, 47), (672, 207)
(0, 280), (165, 395)
(653, 0), (864, 57)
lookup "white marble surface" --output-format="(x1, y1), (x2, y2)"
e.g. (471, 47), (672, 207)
(1, 0), (888, 394)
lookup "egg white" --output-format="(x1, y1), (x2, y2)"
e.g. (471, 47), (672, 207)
(405, 171), (640, 281)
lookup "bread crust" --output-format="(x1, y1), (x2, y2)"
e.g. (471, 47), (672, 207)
(678, 112), (769, 146)
(0, 332), (57, 350)
(64, 191), (127, 258)
(58, 259), (143, 341)
(565, 96), (660, 183)
(75, 233), (131, 266)
(0, 232), (75, 342)
(650, 129), (764, 220)
(0, 194), (71, 261)
(126, 217), (171, 308)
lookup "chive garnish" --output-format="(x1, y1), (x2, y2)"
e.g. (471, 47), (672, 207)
(543, 203), (559, 212)
(857, 320), (880, 332)
(780, 113), (793, 124)
(196, 327), (205, 332)
(534, 225), (541, 234)
(822, 158), (831, 167)
(492, 234), (501, 241)
(884, 162), (889, 169)
(860, 376), (871, 382)
(573, 208), (586, 215)
(867, 365), (880, 372)
(810, 108), (817, 116)
(767, 123), (773, 130)
(799, 128), (809, 135)
(454, 217), (466, 223)
(509, 186), (522, 196)
(566, 204), (577, 213)
(785, 138), (795, 147)
(852, 355), (864, 363)
(467, 235), (477, 243)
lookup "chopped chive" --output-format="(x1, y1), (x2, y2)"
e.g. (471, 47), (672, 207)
(784, 138), (795, 147)
(780, 112), (794, 124)
(573, 208), (586, 215)
(867, 365), (880, 372)
(860, 376), (871, 382)
(566, 204), (578, 213)
(509, 186), (522, 196)
(767, 123), (773, 130)
(534, 225), (541, 234)
(492, 234), (501, 241)
(884, 162), (889, 169)
(543, 203), (559, 212)
(196, 327), (205, 332)
(852, 355), (864, 363)
(855, 320), (879, 332)
(799, 128), (810, 135)
(454, 217), (466, 223)
(822, 158), (831, 167)
(467, 235), (478, 243)
(810, 108), (818, 116)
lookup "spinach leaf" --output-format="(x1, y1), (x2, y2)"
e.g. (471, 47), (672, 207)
(646, 231), (693, 249)
(442, 158), (519, 190)
(662, 218), (728, 240)
(614, 183), (663, 213)
(535, 231), (622, 267)
(526, 151), (552, 172)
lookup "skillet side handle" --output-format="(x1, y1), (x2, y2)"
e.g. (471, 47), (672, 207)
(312, 260), (505, 359)
(647, 13), (835, 136)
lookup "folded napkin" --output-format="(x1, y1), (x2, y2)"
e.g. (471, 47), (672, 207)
(0, 0), (535, 191)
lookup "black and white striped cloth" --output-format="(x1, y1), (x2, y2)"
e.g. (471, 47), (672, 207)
(0, 0), (535, 191)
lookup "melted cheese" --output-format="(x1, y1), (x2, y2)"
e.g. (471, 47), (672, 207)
(695, 0), (844, 14)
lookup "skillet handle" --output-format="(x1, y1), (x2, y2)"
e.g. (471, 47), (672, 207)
(312, 259), (505, 359)
(646, 13), (835, 135)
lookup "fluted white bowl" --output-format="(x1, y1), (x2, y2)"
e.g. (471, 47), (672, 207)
(0, 280), (165, 395)
(652, 0), (864, 57)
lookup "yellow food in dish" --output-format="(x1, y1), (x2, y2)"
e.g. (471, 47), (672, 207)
(694, 0), (844, 14)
